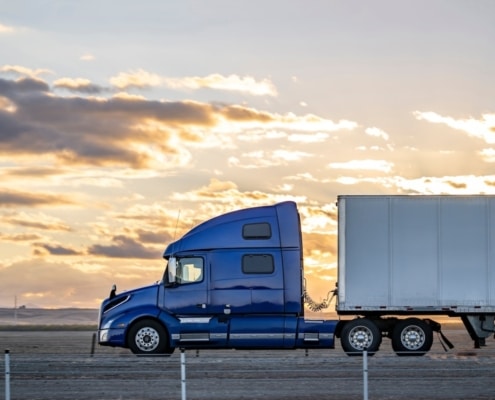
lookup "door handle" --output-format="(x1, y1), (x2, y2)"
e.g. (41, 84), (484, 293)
(196, 303), (206, 309)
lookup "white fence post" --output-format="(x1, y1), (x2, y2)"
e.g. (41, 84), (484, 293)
(5, 350), (10, 400)
(363, 349), (368, 400)
(181, 349), (186, 400)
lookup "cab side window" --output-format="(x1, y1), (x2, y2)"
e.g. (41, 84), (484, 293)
(176, 257), (204, 284)
(242, 254), (274, 274)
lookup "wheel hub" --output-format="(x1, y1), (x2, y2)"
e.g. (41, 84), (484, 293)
(401, 326), (425, 350)
(135, 327), (160, 351)
(349, 327), (373, 350)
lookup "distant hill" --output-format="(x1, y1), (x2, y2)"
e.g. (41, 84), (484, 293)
(0, 308), (98, 326)
(0, 307), (463, 328)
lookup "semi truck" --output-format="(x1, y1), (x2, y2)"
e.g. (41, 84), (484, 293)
(97, 195), (495, 356)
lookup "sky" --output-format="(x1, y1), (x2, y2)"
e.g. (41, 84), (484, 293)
(1, 0), (495, 309)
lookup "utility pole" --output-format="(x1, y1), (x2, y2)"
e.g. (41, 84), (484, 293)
(13, 295), (17, 325)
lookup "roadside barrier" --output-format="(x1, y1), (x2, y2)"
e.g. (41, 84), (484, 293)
(362, 350), (368, 400)
(3, 347), (495, 400)
(3, 348), (370, 400)
(180, 349), (186, 400)
(4, 350), (9, 400)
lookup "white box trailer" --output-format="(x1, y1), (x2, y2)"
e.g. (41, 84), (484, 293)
(335, 195), (495, 354)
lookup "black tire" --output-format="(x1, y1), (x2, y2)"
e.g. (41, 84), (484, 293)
(340, 318), (381, 356)
(127, 319), (170, 355)
(392, 318), (433, 356)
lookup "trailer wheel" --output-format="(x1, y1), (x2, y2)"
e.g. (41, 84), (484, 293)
(392, 318), (433, 356)
(128, 319), (170, 355)
(340, 318), (381, 356)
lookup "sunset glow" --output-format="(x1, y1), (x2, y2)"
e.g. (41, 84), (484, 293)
(1, 1), (494, 308)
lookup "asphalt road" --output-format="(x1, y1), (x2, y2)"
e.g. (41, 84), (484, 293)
(1, 327), (495, 400)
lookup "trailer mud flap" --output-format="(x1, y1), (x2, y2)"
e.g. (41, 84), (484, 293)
(425, 319), (454, 351)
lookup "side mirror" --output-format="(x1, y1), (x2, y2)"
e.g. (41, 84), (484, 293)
(168, 257), (177, 284)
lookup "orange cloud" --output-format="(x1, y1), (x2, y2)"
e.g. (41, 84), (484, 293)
(0, 189), (75, 208)
(110, 70), (278, 96)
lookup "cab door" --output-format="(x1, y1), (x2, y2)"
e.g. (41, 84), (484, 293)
(162, 255), (208, 314)
(161, 254), (228, 347)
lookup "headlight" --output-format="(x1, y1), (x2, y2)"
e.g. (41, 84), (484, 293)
(99, 329), (109, 342)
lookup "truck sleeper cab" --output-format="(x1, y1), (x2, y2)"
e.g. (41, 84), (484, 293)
(98, 201), (337, 354)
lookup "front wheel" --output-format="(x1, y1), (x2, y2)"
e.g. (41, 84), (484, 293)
(392, 318), (433, 356)
(340, 318), (381, 356)
(127, 319), (170, 355)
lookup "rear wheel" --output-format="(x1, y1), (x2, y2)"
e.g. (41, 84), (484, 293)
(392, 318), (433, 356)
(340, 318), (381, 356)
(128, 319), (170, 355)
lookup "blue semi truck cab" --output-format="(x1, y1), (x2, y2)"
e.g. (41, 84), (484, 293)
(98, 201), (337, 354)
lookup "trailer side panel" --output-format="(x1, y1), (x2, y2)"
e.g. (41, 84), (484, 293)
(337, 195), (495, 314)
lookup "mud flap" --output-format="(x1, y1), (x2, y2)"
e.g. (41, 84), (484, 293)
(425, 319), (454, 352)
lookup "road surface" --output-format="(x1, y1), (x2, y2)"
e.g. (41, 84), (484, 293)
(1, 326), (495, 400)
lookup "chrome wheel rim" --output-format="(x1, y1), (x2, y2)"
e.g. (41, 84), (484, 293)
(135, 327), (160, 352)
(348, 325), (374, 351)
(400, 325), (425, 351)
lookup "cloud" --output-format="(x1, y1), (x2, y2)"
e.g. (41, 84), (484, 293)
(171, 178), (307, 207)
(110, 69), (164, 90)
(34, 243), (81, 256)
(88, 235), (160, 259)
(328, 159), (394, 173)
(288, 132), (329, 143)
(0, 76), (214, 168)
(365, 127), (389, 141)
(293, 203), (338, 284)
(0, 65), (52, 79)
(0, 166), (62, 178)
(228, 112), (357, 147)
(0, 95), (16, 112)
(0, 258), (162, 308)
(217, 104), (273, 122)
(53, 77), (106, 94)
(0, 165), (126, 189)
(0, 189), (75, 208)
(0, 233), (44, 242)
(299, 203), (338, 234)
(335, 174), (495, 195)
(285, 172), (330, 184)
(0, 74), (359, 172)
(279, 113), (357, 132)
(13, 67), (495, 309)
(164, 74), (278, 96)
(135, 229), (170, 244)
(414, 111), (495, 144)
(479, 148), (495, 162)
(229, 149), (312, 169)
(110, 69), (278, 96)
(0, 211), (72, 231)
(392, 175), (495, 194)
(0, 260), (104, 307)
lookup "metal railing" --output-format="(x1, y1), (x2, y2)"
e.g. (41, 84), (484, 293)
(3, 345), (495, 400)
